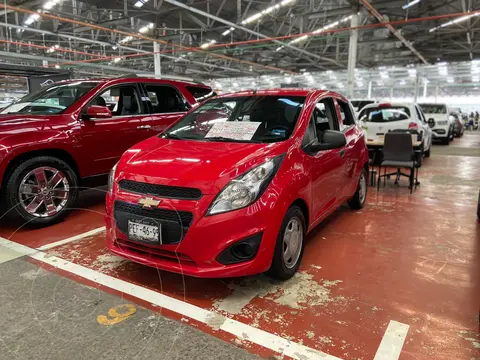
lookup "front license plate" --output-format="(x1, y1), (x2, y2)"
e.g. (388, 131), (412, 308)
(128, 220), (161, 244)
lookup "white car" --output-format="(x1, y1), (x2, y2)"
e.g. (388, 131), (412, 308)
(419, 103), (454, 145)
(359, 102), (433, 157)
(351, 99), (377, 117)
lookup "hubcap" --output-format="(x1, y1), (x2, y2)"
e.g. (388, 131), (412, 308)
(359, 172), (367, 204)
(18, 167), (70, 218)
(282, 217), (303, 269)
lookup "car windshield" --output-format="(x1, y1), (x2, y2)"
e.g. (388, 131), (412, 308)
(419, 104), (447, 114)
(0, 81), (99, 115)
(162, 95), (305, 143)
(359, 106), (411, 123)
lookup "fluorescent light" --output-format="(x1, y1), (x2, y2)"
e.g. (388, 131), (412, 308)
(134, 0), (149, 8)
(139, 23), (154, 33)
(241, 0), (295, 25)
(222, 27), (235, 36)
(200, 39), (216, 49)
(447, 77), (454, 83)
(55, 65), (60, 69)
(473, 75), (479, 82)
(402, 0), (422, 10)
(429, 12), (479, 32)
(400, 80), (406, 85)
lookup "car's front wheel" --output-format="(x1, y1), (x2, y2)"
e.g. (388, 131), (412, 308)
(268, 206), (306, 280)
(3, 156), (79, 227)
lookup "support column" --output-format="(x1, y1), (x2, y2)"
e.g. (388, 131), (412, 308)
(367, 80), (372, 99)
(423, 80), (428, 99)
(390, 87), (394, 101)
(413, 71), (419, 103)
(154, 42), (161, 77)
(347, 14), (359, 98)
(435, 85), (439, 102)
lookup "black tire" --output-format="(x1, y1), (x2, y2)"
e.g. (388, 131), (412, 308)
(3, 156), (79, 227)
(348, 168), (367, 210)
(441, 136), (450, 145)
(267, 206), (306, 281)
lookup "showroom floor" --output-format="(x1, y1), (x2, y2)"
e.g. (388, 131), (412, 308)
(1, 134), (479, 360)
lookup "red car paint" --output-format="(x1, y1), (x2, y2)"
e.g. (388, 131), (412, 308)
(0, 78), (212, 189)
(105, 89), (369, 278)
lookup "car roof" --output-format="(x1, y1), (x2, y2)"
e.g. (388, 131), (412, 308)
(361, 102), (416, 110)
(55, 77), (211, 88)
(215, 88), (339, 98)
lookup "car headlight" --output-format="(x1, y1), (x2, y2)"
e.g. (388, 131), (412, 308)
(108, 162), (118, 195)
(437, 120), (448, 125)
(207, 155), (285, 215)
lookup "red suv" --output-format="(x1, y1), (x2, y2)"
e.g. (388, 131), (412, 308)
(105, 89), (369, 280)
(0, 77), (213, 226)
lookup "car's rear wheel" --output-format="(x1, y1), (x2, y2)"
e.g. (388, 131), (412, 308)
(348, 168), (367, 210)
(3, 156), (79, 227)
(268, 206), (306, 280)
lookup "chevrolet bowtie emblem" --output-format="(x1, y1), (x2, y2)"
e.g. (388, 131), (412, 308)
(138, 197), (161, 208)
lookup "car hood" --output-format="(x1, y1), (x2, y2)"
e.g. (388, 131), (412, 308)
(118, 136), (287, 195)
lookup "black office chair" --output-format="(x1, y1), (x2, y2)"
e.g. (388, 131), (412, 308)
(377, 132), (419, 194)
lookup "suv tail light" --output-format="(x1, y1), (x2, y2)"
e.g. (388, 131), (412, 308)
(408, 122), (419, 130)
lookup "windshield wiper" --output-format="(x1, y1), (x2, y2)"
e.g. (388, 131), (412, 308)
(204, 136), (259, 143)
(162, 133), (184, 140)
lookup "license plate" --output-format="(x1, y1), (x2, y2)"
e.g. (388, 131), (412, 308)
(128, 220), (161, 244)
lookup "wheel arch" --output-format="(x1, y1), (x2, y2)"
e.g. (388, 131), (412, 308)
(290, 198), (309, 231)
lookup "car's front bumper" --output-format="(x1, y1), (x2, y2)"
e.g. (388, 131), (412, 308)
(105, 188), (284, 278)
(431, 126), (450, 139)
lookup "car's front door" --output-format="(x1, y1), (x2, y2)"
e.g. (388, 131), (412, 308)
(304, 97), (346, 222)
(140, 83), (190, 133)
(78, 83), (151, 176)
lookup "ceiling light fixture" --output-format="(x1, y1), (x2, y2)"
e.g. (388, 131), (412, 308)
(200, 39), (216, 49)
(222, 27), (235, 36)
(241, 0), (295, 26)
(139, 23), (154, 34)
(134, 0), (149, 8)
(402, 0), (422, 10)
(429, 12), (480, 32)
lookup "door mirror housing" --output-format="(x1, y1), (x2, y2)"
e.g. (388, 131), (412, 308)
(83, 105), (112, 120)
(308, 130), (346, 153)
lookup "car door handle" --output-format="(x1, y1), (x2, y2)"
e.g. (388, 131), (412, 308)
(137, 125), (152, 130)
(340, 149), (345, 158)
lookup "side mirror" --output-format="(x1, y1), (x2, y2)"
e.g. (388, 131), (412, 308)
(83, 105), (112, 120)
(308, 130), (346, 153)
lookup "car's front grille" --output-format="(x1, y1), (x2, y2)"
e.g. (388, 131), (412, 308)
(433, 129), (446, 135)
(114, 200), (193, 245)
(119, 180), (202, 200)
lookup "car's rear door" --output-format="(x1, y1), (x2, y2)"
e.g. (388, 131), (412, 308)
(139, 83), (191, 133)
(78, 83), (151, 175)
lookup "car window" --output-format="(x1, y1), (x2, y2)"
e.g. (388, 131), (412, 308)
(415, 105), (427, 123)
(359, 106), (410, 122)
(302, 114), (317, 147)
(1, 81), (98, 115)
(186, 86), (216, 102)
(313, 98), (339, 134)
(337, 99), (356, 130)
(144, 84), (189, 114)
(419, 104), (447, 114)
(351, 100), (375, 112)
(163, 95), (305, 143)
(91, 85), (143, 117)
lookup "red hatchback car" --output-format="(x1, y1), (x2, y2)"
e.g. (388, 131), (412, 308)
(0, 77), (213, 226)
(106, 89), (369, 279)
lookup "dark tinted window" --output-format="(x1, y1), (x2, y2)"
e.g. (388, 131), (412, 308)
(313, 98), (340, 133)
(145, 84), (189, 113)
(337, 100), (356, 128)
(186, 86), (216, 102)
(91, 85), (143, 116)
(359, 106), (410, 123)
(163, 95), (305, 143)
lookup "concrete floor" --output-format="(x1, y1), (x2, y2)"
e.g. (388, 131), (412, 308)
(1, 132), (479, 360)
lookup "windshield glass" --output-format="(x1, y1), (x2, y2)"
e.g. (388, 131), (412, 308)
(419, 104), (447, 114)
(0, 81), (99, 115)
(359, 106), (411, 123)
(351, 100), (375, 112)
(162, 95), (305, 143)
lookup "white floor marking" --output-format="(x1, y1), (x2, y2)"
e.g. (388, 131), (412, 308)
(373, 320), (410, 360)
(37, 226), (106, 251)
(0, 236), (342, 360)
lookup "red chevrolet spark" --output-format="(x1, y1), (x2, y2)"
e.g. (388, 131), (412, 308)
(105, 89), (369, 279)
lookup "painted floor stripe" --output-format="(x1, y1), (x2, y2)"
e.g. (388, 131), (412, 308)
(0, 236), (342, 360)
(373, 320), (410, 360)
(37, 226), (106, 251)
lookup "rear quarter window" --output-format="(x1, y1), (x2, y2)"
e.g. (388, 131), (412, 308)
(359, 106), (411, 123)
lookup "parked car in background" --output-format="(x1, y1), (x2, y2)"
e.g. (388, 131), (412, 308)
(359, 102), (433, 157)
(0, 77), (214, 226)
(351, 99), (377, 117)
(106, 89), (369, 280)
(419, 103), (454, 145)
(450, 110), (465, 137)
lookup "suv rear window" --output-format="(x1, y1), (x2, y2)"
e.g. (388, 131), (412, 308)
(351, 100), (375, 112)
(187, 86), (216, 102)
(419, 104), (447, 114)
(359, 106), (411, 123)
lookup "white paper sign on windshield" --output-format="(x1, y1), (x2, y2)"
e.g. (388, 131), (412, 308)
(205, 121), (262, 140)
